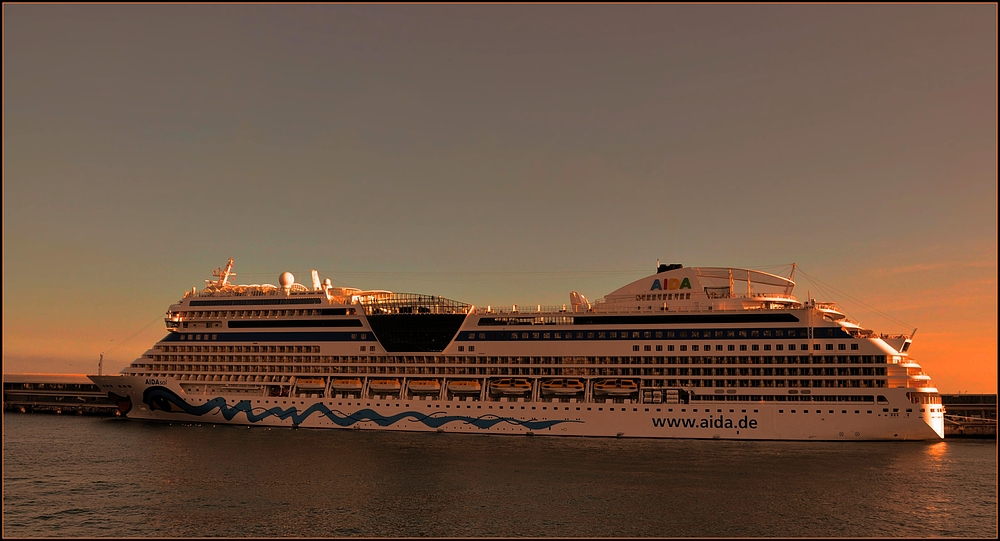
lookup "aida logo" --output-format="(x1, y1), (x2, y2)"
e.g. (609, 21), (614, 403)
(650, 278), (691, 291)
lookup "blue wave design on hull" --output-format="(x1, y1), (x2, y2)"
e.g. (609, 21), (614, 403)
(142, 387), (580, 430)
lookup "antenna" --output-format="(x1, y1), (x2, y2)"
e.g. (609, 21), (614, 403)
(212, 258), (236, 287)
(98, 352), (104, 376)
(784, 263), (797, 295)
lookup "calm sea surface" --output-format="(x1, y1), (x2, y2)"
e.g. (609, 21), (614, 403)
(3, 413), (996, 538)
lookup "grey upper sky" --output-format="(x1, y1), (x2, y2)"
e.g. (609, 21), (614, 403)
(3, 5), (996, 391)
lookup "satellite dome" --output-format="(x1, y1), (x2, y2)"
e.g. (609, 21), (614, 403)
(279, 272), (295, 288)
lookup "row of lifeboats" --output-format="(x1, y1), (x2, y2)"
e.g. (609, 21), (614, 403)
(298, 377), (638, 396)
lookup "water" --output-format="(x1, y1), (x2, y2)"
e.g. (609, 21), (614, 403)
(3, 413), (996, 538)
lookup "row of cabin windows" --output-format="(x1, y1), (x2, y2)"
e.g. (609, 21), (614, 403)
(136, 358), (884, 376)
(145, 353), (886, 365)
(175, 309), (355, 318)
(175, 332), (374, 342)
(244, 403), (938, 415)
(132, 364), (889, 388)
(467, 328), (832, 340)
(174, 333), (859, 353)
(155, 398), (917, 411)
(635, 343), (858, 352)
(160, 344), (319, 353)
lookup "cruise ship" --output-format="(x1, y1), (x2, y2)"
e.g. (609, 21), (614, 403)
(89, 259), (945, 440)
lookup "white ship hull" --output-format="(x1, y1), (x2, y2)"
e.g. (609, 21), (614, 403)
(90, 375), (944, 440)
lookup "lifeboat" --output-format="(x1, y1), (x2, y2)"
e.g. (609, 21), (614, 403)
(408, 379), (441, 394)
(330, 378), (363, 392)
(593, 379), (638, 397)
(540, 378), (585, 396)
(489, 378), (532, 396)
(295, 377), (326, 390)
(448, 380), (482, 394)
(369, 379), (402, 393)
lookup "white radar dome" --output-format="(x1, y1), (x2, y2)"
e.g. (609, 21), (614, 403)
(279, 272), (295, 288)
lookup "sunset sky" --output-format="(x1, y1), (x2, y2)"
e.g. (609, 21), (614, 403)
(4, 5), (996, 393)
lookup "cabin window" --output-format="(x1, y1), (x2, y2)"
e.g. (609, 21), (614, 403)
(851, 344), (859, 350)
(633, 345), (640, 352)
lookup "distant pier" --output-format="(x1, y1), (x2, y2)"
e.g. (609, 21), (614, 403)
(941, 394), (997, 438)
(3, 373), (118, 416)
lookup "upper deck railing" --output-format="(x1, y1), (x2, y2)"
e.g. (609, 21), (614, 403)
(184, 284), (315, 298)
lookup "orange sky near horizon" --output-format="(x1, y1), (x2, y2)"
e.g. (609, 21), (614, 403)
(3, 249), (996, 394)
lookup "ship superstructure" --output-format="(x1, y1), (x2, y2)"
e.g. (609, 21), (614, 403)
(89, 259), (944, 440)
